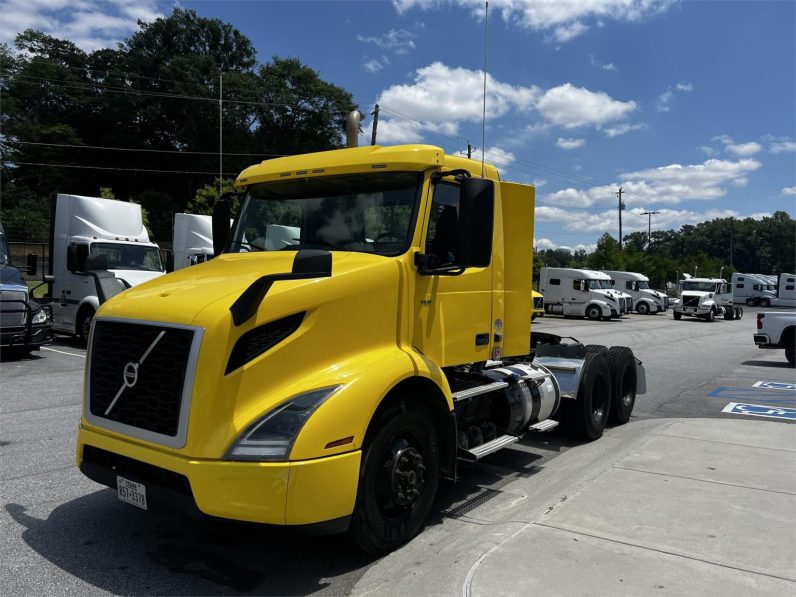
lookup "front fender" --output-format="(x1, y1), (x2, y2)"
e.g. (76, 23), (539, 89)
(588, 300), (613, 316)
(289, 347), (451, 461)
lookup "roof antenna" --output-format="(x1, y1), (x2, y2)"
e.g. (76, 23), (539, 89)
(481, 1), (489, 178)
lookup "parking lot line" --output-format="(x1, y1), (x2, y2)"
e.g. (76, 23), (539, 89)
(41, 347), (86, 359)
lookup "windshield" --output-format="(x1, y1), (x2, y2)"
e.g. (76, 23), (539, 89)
(682, 281), (720, 292)
(586, 279), (613, 290)
(638, 281), (650, 289)
(229, 172), (421, 255)
(90, 243), (164, 272)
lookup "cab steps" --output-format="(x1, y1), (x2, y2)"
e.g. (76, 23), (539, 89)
(529, 419), (559, 432)
(458, 434), (518, 462)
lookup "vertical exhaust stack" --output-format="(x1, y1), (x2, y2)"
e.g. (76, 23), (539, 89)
(345, 110), (361, 148)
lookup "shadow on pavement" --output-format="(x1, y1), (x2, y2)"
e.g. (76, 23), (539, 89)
(742, 359), (793, 369)
(6, 491), (375, 596)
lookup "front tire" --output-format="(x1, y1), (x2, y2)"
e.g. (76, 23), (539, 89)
(760, 298), (771, 308)
(705, 309), (715, 322)
(673, 311), (682, 320)
(77, 307), (95, 345)
(586, 305), (602, 321)
(637, 302), (650, 315)
(746, 298), (757, 307)
(350, 401), (439, 554)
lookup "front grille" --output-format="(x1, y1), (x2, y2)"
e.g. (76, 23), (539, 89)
(627, 299), (633, 311)
(0, 290), (28, 327)
(89, 320), (196, 440)
(664, 296), (670, 309)
(683, 296), (700, 308)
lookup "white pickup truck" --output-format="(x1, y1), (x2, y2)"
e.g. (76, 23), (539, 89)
(754, 311), (796, 366)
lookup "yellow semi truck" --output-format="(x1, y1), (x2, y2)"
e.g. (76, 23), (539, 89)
(76, 141), (645, 553)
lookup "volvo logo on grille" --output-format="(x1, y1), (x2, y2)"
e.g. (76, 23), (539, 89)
(123, 362), (139, 388)
(104, 330), (167, 416)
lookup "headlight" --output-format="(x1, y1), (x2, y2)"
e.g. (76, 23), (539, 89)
(225, 385), (341, 461)
(31, 307), (51, 325)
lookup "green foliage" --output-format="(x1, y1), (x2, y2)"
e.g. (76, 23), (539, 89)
(187, 178), (238, 215)
(99, 187), (115, 199)
(0, 8), (357, 243)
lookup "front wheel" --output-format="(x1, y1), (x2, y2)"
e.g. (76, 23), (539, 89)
(77, 307), (95, 345)
(705, 309), (715, 322)
(760, 298), (771, 308)
(586, 305), (602, 321)
(637, 302), (650, 315)
(350, 401), (439, 554)
(746, 298), (757, 307)
(673, 311), (682, 320)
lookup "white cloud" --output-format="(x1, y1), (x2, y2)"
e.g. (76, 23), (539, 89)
(556, 137), (585, 150)
(783, 186), (796, 196)
(468, 146), (516, 174)
(590, 54), (617, 71)
(725, 141), (762, 156)
(536, 83), (636, 128)
(712, 136), (763, 156)
(357, 28), (417, 55)
(603, 122), (646, 137)
(656, 81), (693, 112)
(699, 145), (718, 156)
(363, 56), (389, 74)
(0, 0), (164, 50)
(392, 0), (675, 44)
(770, 141), (796, 153)
(534, 238), (596, 253)
(675, 81), (693, 92)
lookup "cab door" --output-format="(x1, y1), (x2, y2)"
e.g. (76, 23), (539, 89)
(413, 180), (493, 366)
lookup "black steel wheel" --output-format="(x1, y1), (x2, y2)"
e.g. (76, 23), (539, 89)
(606, 346), (637, 425)
(350, 401), (439, 554)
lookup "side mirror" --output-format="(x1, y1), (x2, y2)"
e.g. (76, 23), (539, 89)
(579, 280), (587, 292)
(67, 245), (88, 273)
(212, 200), (232, 258)
(85, 252), (108, 271)
(26, 253), (37, 277)
(458, 177), (494, 268)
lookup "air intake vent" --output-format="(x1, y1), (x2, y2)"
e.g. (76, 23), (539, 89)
(226, 312), (305, 374)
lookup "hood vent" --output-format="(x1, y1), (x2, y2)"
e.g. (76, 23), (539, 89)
(226, 312), (305, 374)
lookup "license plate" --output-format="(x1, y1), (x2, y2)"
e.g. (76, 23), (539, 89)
(117, 476), (147, 510)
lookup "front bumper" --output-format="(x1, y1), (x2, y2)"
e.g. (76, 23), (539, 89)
(77, 426), (361, 528)
(0, 324), (53, 349)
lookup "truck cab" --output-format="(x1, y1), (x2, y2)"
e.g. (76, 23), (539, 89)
(76, 144), (645, 554)
(604, 270), (668, 314)
(731, 272), (776, 307)
(50, 194), (166, 342)
(772, 273), (796, 308)
(0, 223), (53, 353)
(673, 276), (739, 321)
(539, 267), (628, 319)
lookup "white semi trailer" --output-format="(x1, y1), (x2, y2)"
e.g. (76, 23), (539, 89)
(603, 270), (669, 314)
(539, 267), (629, 320)
(172, 213), (214, 270)
(49, 194), (165, 342)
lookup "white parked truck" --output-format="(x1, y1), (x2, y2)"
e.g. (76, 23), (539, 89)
(673, 276), (742, 322)
(539, 267), (629, 320)
(49, 194), (165, 342)
(730, 272), (776, 307)
(172, 213), (214, 270)
(754, 311), (796, 366)
(772, 273), (796, 308)
(604, 270), (669, 314)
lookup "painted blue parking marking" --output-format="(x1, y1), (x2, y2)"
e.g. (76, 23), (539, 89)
(708, 387), (796, 404)
(752, 381), (796, 391)
(722, 402), (796, 421)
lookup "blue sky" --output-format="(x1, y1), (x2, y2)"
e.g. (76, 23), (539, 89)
(2, 0), (794, 252)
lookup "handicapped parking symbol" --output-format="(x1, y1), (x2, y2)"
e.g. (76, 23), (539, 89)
(722, 402), (796, 420)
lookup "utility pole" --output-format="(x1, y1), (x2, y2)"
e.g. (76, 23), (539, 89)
(616, 187), (625, 249)
(370, 104), (379, 145)
(219, 73), (223, 195)
(641, 210), (660, 250)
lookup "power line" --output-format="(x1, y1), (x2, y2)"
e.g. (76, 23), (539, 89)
(6, 140), (287, 157)
(11, 162), (240, 176)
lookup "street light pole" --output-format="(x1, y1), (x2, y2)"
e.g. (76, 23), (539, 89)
(641, 210), (660, 250)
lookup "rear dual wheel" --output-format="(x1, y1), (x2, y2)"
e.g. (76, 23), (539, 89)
(559, 351), (611, 441)
(606, 347), (637, 425)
